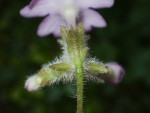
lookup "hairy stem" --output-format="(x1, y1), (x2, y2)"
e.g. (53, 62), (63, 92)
(75, 60), (84, 113)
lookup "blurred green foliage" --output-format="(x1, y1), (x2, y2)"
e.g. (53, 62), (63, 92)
(0, 0), (150, 113)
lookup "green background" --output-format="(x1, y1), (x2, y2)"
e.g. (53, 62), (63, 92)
(0, 0), (150, 113)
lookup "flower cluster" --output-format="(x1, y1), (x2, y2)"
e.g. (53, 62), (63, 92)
(25, 24), (125, 92)
(20, 0), (114, 37)
(20, 0), (125, 93)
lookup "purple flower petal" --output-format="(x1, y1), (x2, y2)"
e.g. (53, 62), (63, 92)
(106, 62), (125, 85)
(25, 75), (42, 92)
(29, 0), (39, 9)
(20, 0), (114, 37)
(78, 0), (114, 9)
(81, 9), (106, 31)
(20, 0), (53, 18)
(37, 15), (67, 37)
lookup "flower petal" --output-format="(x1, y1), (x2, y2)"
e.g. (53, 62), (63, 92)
(25, 75), (42, 92)
(77, 0), (114, 9)
(81, 9), (107, 31)
(106, 62), (125, 84)
(20, 0), (54, 18)
(37, 15), (67, 37)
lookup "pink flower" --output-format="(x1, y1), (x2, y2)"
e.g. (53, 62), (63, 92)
(106, 62), (125, 84)
(25, 75), (42, 92)
(20, 0), (114, 37)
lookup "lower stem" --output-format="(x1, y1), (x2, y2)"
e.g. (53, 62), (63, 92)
(75, 61), (84, 113)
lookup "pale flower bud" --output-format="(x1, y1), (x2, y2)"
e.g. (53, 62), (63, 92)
(106, 62), (125, 84)
(25, 75), (42, 92)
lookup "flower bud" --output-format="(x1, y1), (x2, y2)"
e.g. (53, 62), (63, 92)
(25, 75), (42, 92)
(60, 23), (87, 64)
(106, 62), (125, 84)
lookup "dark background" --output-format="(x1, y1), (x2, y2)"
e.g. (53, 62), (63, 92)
(0, 0), (150, 113)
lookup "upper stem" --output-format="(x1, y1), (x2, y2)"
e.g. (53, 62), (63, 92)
(60, 23), (86, 113)
(75, 60), (84, 113)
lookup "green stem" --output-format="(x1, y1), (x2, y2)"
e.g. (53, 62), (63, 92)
(75, 60), (84, 113)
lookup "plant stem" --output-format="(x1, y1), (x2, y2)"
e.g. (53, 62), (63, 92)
(75, 60), (84, 113)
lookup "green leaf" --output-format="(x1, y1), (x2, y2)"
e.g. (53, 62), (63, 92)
(85, 62), (108, 75)
(49, 62), (73, 71)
